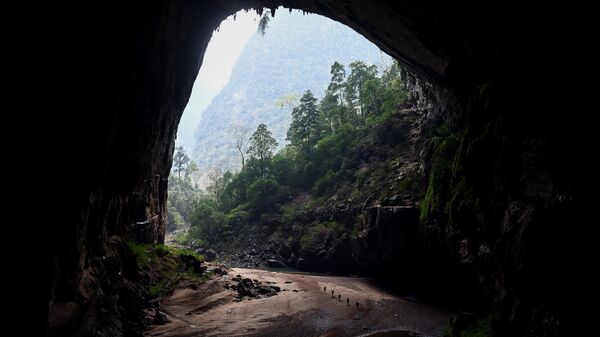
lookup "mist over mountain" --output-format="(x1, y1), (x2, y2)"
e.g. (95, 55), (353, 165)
(190, 11), (391, 172)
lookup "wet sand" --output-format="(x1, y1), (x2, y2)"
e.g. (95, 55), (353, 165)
(147, 267), (449, 337)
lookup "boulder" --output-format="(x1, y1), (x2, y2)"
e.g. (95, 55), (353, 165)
(204, 249), (217, 261)
(233, 278), (259, 298)
(296, 258), (308, 270)
(152, 311), (169, 325)
(257, 285), (277, 294)
(178, 254), (206, 274)
(210, 267), (228, 276)
(267, 259), (286, 268)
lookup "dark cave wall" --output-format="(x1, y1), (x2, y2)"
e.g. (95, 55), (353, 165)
(38, 1), (231, 336)
(19, 1), (577, 336)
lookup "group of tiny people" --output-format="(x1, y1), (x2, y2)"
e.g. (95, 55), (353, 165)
(323, 286), (360, 311)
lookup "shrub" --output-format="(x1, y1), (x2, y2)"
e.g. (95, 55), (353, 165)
(126, 241), (151, 268)
(312, 170), (340, 196)
(247, 178), (282, 214)
(300, 221), (341, 253)
(225, 207), (250, 229)
(189, 198), (225, 241)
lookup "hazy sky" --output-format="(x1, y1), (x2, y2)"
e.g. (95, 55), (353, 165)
(177, 11), (260, 152)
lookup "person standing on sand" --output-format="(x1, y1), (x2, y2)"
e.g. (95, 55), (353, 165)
(331, 290), (335, 298)
(338, 294), (341, 302)
(347, 297), (350, 306)
(324, 286), (326, 294)
(356, 302), (360, 311)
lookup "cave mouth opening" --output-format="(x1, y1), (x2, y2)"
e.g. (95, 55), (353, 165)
(164, 6), (428, 283)
(32, 2), (574, 337)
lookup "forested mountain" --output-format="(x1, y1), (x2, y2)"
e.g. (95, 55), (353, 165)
(171, 55), (420, 275)
(191, 11), (390, 173)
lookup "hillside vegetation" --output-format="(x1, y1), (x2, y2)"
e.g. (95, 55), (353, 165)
(172, 58), (425, 274)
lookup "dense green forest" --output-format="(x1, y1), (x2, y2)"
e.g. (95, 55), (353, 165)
(191, 10), (390, 175)
(169, 58), (422, 272)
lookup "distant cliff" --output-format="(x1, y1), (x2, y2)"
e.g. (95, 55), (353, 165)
(191, 11), (390, 172)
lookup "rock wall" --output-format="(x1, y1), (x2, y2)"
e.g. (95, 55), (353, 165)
(10, 1), (579, 336)
(16, 1), (232, 336)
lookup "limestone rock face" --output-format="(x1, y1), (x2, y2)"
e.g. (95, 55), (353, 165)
(13, 1), (577, 337)
(353, 206), (420, 276)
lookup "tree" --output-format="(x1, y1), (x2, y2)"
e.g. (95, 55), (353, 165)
(287, 90), (320, 156)
(360, 77), (383, 116)
(206, 165), (233, 201)
(319, 92), (339, 135)
(326, 62), (348, 126)
(275, 93), (300, 111)
(380, 60), (408, 114)
(247, 178), (281, 214)
(256, 8), (275, 36)
(167, 161), (204, 232)
(189, 198), (225, 239)
(345, 61), (378, 117)
(185, 160), (199, 182)
(230, 125), (250, 169)
(328, 61), (346, 106)
(173, 146), (190, 180)
(247, 124), (278, 177)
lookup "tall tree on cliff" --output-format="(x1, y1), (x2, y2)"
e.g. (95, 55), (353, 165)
(326, 62), (348, 126)
(287, 90), (320, 156)
(231, 125), (251, 169)
(173, 146), (190, 180)
(345, 61), (378, 117)
(247, 124), (278, 177)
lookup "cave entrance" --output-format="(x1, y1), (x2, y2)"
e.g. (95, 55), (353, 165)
(149, 8), (446, 335)
(29, 1), (566, 336)
(165, 7), (422, 276)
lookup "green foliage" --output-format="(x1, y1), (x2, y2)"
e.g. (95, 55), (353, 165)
(280, 204), (297, 223)
(225, 207), (251, 229)
(173, 146), (191, 179)
(380, 61), (408, 114)
(185, 58), (413, 249)
(444, 315), (491, 337)
(127, 241), (151, 269)
(153, 244), (170, 257)
(300, 221), (342, 253)
(207, 171), (233, 202)
(167, 174), (203, 231)
(247, 124), (278, 177)
(420, 131), (460, 223)
(167, 146), (204, 232)
(247, 178), (283, 215)
(313, 123), (359, 174)
(287, 90), (321, 156)
(141, 244), (209, 299)
(313, 170), (340, 195)
(126, 241), (208, 300)
(275, 93), (300, 110)
(270, 149), (301, 188)
(345, 61), (379, 117)
(189, 198), (225, 239)
(170, 247), (205, 262)
(193, 11), (389, 173)
(167, 205), (184, 228)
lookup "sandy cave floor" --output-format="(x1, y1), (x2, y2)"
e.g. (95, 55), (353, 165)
(146, 266), (449, 337)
